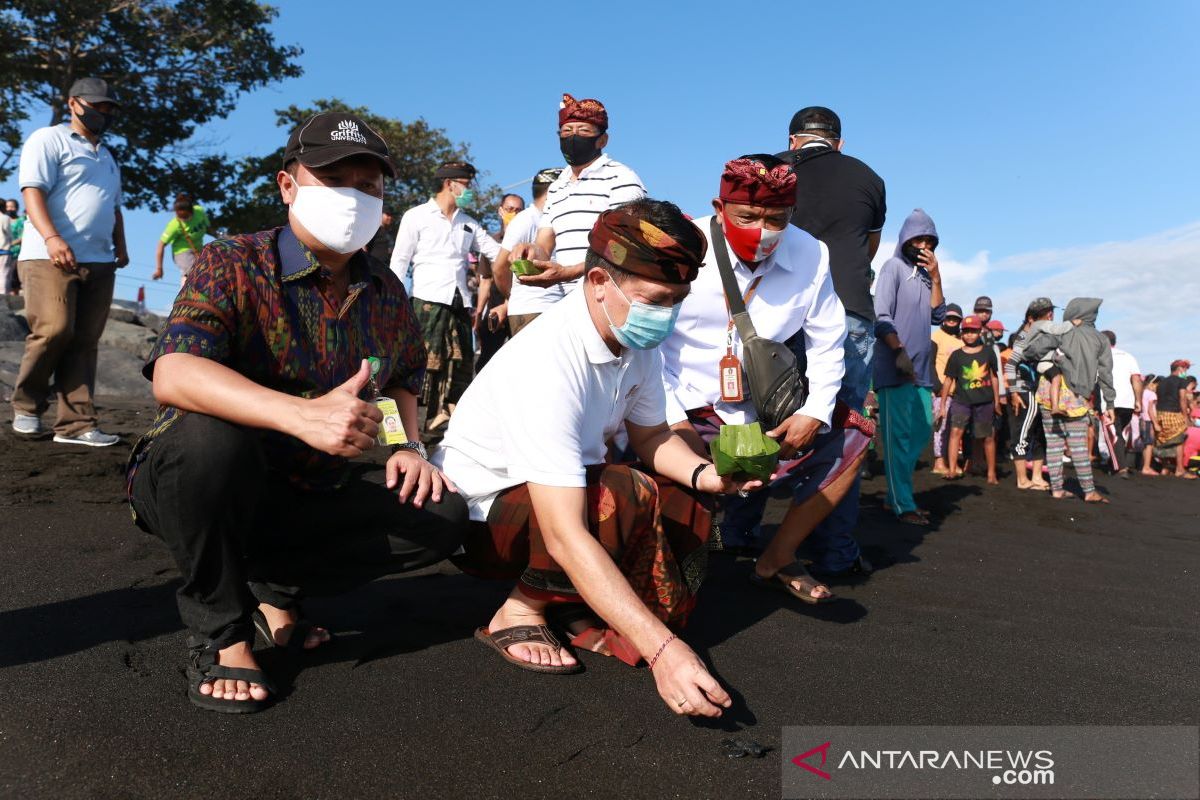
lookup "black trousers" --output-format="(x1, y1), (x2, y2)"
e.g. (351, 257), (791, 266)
(129, 413), (469, 648)
(1008, 389), (1046, 461)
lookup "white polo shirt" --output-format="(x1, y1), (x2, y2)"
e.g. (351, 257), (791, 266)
(390, 199), (501, 305)
(433, 288), (667, 521)
(501, 204), (566, 315)
(538, 153), (645, 286)
(659, 216), (847, 428)
(18, 124), (122, 264)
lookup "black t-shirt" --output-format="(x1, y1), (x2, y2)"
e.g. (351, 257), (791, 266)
(946, 347), (996, 405)
(777, 146), (886, 321)
(1156, 375), (1185, 413)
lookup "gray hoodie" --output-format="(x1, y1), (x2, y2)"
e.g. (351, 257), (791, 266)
(1058, 297), (1115, 405)
(872, 209), (947, 389)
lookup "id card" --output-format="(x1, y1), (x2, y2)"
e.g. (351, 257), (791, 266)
(374, 397), (408, 446)
(719, 353), (744, 402)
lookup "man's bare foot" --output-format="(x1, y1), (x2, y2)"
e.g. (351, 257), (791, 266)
(258, 603), (331, 650)
(197, 641), (270, 702)
(754, 559), (833, 600)
(987, 475), (999, 485)
(1174, 471), (1198, 480)
(1140, 469), (1159, 477)
(485, 587), (578, 669)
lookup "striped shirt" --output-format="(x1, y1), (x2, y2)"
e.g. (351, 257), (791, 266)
(538, 154), (645, 284)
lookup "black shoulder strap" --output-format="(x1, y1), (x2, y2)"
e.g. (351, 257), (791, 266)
(709, 216), (760, 345)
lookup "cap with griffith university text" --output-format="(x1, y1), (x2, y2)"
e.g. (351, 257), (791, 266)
(283, 112), (396, 178)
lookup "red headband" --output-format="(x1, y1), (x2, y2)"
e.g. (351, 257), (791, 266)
(719, 157), (797, 208)
(588, 208), (705, 285)
(559, 93), (608, 130)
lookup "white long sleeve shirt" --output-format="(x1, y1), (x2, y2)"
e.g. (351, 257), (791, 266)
(659, 216), (847, 428)
(390, 199), (500, 305)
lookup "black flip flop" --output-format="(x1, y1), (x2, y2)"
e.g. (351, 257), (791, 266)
(252, 609), (331, 655)
(186, 642), (275, 714)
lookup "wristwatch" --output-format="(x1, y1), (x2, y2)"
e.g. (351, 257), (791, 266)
(392, 441), (428, 460)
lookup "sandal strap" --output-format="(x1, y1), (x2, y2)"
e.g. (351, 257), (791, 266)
(284, 620), (313, 655)
(198, 664), (276, 694)
(488, 624), (561, 652)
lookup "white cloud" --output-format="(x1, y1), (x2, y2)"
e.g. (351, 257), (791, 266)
(872, 221), (1200, 373)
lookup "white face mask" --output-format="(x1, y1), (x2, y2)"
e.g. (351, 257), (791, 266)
(290, 185), (382, 254)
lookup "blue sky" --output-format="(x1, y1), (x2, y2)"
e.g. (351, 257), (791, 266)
(4, 0), (1197, 369)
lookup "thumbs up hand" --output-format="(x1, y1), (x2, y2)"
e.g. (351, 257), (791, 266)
(294, 359), (383, 457)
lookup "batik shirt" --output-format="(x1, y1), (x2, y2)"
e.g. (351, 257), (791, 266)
(127, 225), (426, 501)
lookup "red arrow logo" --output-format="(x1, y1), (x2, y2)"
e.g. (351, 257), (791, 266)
(792, 741), (833, 780)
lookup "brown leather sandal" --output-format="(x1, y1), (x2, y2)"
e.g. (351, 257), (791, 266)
(474, 624), (584, 674)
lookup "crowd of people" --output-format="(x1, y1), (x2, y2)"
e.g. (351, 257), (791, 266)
(5, 78), (1196, 718)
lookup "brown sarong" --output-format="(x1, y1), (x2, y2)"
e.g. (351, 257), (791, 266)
(1156, 410), (1189, 447)
(456, 464), (712, 665)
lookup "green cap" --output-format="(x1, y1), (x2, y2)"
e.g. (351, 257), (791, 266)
(367, 356), (381, 376)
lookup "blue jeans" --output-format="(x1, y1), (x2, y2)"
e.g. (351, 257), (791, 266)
(719, 313), (874, 570)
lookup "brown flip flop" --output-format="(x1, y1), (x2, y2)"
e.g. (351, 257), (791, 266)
(750, 561), (836, 605)
(474, 624), (583, 674)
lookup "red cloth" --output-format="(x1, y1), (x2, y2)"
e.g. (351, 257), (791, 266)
(718, 157), (797, 208)
(588, 208), (706, 284)
(559, 93), (608, 130)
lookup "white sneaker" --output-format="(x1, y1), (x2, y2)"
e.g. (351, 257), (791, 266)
(53, 429), (120, 447)
(12, 414), (42, 435)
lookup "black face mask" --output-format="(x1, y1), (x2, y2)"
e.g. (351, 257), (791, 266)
(4, 209), (15, 219)
(559, 133), (603, 167)
(74, 103), (113, 136)
(941, 321), (961, 336)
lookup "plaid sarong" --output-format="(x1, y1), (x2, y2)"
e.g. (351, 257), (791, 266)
(413, 294), (474, 414)
(1155, 410), (1189, 448)
(456, 464), (712, 665)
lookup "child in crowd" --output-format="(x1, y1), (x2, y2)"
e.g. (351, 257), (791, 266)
(1139, 374), (1158, 475)
(938, 316), (1001, 483)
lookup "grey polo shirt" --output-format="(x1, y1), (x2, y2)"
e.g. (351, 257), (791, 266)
(17, 123), (122, 264)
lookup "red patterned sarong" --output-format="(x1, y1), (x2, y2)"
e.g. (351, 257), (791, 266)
(456, 464), (712, 665)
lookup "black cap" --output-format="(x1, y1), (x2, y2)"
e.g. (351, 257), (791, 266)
(1027, 296), (1055, 314)
(945, 303), (963, 318)
(533, 167), (563, 186)
(283, 112), (397, 178)
(69, 77), (119, 106)
(788, 106), (841, 137)
(973, 295), (993, 311)
(433, 161), (476, 181)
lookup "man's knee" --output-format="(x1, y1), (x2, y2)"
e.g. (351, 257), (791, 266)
(405, 491), (470, 561)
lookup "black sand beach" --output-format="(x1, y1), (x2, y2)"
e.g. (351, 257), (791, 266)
(1, 399), (1197, 799)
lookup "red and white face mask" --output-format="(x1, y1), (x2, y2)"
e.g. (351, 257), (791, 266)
(721, 211), (785, 264)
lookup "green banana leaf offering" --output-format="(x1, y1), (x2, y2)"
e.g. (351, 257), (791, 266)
(708, 422), (780, 481)
(510, 259), (543, 276)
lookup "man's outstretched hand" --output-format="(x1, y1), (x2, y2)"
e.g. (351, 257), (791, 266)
(294, 359), (382, 457)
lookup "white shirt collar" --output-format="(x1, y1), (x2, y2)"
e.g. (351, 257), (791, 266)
(568, 289), (620, 365)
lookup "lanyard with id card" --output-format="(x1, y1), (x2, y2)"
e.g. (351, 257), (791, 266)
(367, 357), (408, 446)
(720, 275), (764, 402)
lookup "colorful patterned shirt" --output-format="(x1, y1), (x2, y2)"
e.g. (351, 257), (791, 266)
(127, 225), (426, 501)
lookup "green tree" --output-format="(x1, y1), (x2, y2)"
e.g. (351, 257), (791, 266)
(0, 0), (302, 208)
(215, 98), (503, 236)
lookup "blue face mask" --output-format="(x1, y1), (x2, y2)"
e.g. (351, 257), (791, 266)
(602, 275), (680, 350)
(454, 187), (475, 208)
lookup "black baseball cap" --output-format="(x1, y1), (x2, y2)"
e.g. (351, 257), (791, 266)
(788, 106), (841, 137)
(533, 167), (563, 186)
(283, 112), (397, 178)
(973, 295), (993, 311)
(69, 77), (120, 106)
(1027, 296), (1055, 314)
(945, 303), (963, 319)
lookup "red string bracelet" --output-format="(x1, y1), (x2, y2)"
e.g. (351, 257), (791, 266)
(647, 633), (677, 670)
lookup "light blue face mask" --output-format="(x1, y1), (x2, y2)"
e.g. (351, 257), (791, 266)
(454, 187), (476, 208)
(602, 275), (680, 350)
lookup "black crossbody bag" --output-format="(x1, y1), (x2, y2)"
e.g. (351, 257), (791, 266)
(710, 216), (807, 431)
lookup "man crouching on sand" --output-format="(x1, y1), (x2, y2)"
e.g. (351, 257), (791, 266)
(433, 200), (761, 718)
(126, 112), (467, 714)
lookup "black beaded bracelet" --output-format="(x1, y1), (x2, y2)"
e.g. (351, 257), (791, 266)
(690, 462), (709, 491)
